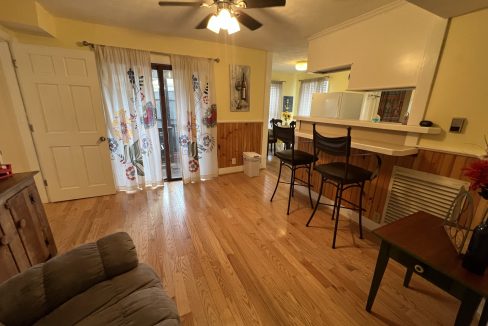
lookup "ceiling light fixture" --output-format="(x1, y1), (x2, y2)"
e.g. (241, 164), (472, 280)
(207, 8), (241, 34)
(295, 61), (308, 72)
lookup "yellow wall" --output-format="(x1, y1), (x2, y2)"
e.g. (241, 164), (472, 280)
(419, 9), (488, 156)
(271, 70), (350, 116)
(10, 16), (268, 122)
(0, 0), (38, 28)
(0, 0), (56, 36)
(271, 71), (298, 114)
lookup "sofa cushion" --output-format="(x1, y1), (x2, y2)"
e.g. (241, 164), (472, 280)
(0, 232), (138, 326)
(35, 264), (179, 326)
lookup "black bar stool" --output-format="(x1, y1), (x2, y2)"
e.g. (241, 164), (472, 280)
(306, 124), (381, 248)
(270, 121), (317, 215)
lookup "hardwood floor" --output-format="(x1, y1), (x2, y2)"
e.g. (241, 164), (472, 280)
(44, 168), (462, 325)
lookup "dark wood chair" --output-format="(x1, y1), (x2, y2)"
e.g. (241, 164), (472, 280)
(267, 119), (282, 155)
(306, 124), (381, 248)
(270, 121), (316, 215)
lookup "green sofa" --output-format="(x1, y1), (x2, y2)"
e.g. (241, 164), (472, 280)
(0, 232), (179, 326)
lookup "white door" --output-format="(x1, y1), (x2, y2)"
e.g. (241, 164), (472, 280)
(13, 44), (115, 202)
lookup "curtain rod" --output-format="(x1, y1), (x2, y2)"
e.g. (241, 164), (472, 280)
(298, 76), (329, 82)
(80, 41), (221, 63)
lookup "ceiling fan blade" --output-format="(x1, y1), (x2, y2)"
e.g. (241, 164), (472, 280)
(235, 11), (263, 31)
(158, 1), (203, 6)
(242, 0), (285, 8)
(195, 13), (214, 29)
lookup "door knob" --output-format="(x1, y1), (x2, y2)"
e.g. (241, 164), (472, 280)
(97, 136), (107, 144)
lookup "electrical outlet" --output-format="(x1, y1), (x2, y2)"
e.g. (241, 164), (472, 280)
(231, 158), (236, 165)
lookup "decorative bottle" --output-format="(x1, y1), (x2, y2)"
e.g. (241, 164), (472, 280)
(462, 218), (488, 275)
(240, 72), (247, 100)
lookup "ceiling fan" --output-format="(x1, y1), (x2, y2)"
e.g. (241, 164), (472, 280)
(158, 0), (286, 34)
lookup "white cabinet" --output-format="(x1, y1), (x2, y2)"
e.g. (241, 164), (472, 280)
(308, 2), (447, 91)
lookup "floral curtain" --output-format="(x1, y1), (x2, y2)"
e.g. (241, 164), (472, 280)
(95, 45), (163, 191)
(171, 54), (218, 183)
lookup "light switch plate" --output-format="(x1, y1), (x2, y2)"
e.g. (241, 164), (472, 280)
(449, 118), (466, 133)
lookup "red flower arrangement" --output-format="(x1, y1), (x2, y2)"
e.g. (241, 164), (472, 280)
(463, 159), (488, 199)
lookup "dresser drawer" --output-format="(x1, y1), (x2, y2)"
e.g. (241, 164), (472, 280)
(6, 186), (51, 265)
(0, 205), (30, 283)
(389, 246), (458, 295)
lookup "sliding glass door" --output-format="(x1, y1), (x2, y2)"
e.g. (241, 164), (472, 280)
(152, 64), (182, 181)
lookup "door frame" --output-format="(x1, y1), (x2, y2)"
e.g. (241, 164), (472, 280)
(151, 63), (181, 181)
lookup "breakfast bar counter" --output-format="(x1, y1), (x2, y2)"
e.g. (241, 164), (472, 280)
(295, 116), (442, 157)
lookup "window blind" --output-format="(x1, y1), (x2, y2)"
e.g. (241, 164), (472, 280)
(297, 78), (329, 116)
(268, 81), (283, 121)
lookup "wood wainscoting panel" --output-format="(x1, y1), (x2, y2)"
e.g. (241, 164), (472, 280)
(296, 137), (482, 224)
(218, 122), (263, 168)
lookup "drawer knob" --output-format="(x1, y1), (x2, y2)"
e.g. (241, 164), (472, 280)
(414, 264), (425, 274)
(0, 236), (9, 246)
(17, 219), (27, 229)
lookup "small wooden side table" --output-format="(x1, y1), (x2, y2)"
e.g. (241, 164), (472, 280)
(366, 211), (488, 326)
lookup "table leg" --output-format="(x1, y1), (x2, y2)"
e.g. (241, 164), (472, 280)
(455, 289), (482, 326)
(479, 299), (488, 326)
(403, 267), (413, 288)
(366, 241), (391, 312)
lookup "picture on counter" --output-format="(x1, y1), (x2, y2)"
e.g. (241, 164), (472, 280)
(230, 64), (250, 112)
(283, 96), (293, 112)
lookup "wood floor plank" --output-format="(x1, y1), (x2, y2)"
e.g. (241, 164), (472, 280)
(44, 166), (463, 326)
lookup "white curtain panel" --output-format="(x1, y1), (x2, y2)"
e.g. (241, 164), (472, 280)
(95, 45), (163, 191)
(170, 54), (218, 183)
(297, 78), (329, 116)
(269, 81), (283, 121)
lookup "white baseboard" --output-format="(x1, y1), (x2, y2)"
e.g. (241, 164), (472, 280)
(219, 166), (243, 175)
(295, 186), (381, 231)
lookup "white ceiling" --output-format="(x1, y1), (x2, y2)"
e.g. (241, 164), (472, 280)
(406, 0), (488, 18)
(38, 0), (394, 71)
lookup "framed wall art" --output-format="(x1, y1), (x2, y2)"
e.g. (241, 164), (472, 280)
(283, 96), (293, 112)
(230, 64), (250, 112)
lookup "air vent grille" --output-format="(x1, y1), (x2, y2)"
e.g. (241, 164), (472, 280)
(382, 166), (469, 224)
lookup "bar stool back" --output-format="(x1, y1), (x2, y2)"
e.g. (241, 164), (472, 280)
(270, 121), (316, 215)
(306, 124), (381, 248)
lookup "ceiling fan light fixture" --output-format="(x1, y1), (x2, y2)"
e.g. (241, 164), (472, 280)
(206, 8), (241, 34)
(227, 16), (241, 34)
(295, 61), (308, 72)
(207, 14), (221, 33)
(217, 8), (232, 30)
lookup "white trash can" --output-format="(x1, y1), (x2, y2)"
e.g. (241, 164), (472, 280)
(243, 152), (261, 177)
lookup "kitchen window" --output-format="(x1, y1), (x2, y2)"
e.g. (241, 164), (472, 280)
(377, 90), (412, 123)
(297, 77), (329, 116)
(268, 81), (283, 121)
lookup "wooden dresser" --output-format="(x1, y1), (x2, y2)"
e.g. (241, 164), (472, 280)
(0, 172), (56, 283)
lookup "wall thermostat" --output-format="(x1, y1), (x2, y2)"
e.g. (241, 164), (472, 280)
(449, 118), (466, 133)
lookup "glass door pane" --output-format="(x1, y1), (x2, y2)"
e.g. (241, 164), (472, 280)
(162, 69), (181, 179)
(151, 68), (168, 180)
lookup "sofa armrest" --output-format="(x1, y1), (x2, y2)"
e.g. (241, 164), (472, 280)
(0, 232), (138, 326)
(96, 231), (138, 278)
